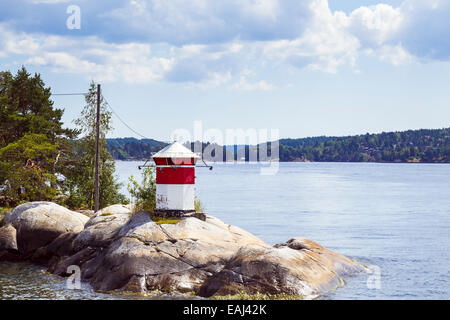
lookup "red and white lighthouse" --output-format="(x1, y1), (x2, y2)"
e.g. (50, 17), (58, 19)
(152, 142), (200, 214)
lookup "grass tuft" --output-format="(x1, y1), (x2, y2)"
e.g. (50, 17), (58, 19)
(151, 216), (181, 224)
(212, 291), (306, 300)
(100, 212), (114, 217)
(194, 199), (204, 213)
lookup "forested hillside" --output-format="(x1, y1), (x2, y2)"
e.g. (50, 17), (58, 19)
(278, 128), (450, 162)
(106, 138), (167, 160)
(106, 128), (450, 163)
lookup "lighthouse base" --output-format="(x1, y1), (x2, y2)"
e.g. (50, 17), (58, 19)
(152, 209), (206, 221)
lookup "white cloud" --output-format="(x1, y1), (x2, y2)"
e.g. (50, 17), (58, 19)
(2, 27), (174, 84)
(2, 0), (450, 86)
(397, 0), (450, 60)
(261, 1), (360, 73)
(347, 0), (450, 61)
(365, 44), (415, 66)
(101, 0), (312, 44)
(348, 4), (404, 47)
(232, 74), (274, 91)
(164, 43), (244, 85)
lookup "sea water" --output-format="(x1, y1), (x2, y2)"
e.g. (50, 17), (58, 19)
(1, 162), (449, 299)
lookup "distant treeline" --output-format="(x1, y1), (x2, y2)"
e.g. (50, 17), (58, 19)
(106, 128), (450, 163)
(106, 138), (167, 160)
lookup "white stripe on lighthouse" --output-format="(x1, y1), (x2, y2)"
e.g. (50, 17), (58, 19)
(156, 184), (195, 211)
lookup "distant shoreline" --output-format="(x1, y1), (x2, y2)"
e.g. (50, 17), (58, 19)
(107, 127), (450, 164)
(114, 159), (449, 164)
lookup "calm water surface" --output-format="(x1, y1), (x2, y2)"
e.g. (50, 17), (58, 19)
(1, 162), (449, 299)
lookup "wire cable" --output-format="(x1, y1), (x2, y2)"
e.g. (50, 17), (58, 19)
(101, 94), (211, 169)
(51, 91), (152, 140)
(102, 95), (152, 140)
(51, 93), (88, 96)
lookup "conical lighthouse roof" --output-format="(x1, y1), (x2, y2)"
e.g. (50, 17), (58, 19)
(152, 141), (200, 159)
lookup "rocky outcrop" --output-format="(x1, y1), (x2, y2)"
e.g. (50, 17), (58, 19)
(199, 238), (362, 297)
(72, 204), (134, 251)
(1, 202), (88, 256)
(75, 212), (272, 294)
(0, 202), (363, 298)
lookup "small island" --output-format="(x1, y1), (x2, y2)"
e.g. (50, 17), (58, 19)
(0, 202), (363, 298)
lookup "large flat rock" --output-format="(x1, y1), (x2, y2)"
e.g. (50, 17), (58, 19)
(2, 202), (88, 255)
(73, 204), (134, 251)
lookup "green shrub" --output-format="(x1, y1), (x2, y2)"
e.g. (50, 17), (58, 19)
(127, 166), (156, 212)
(127, 166), (205, 214)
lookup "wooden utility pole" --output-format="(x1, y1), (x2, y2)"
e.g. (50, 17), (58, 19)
(94, 84), (100, 212)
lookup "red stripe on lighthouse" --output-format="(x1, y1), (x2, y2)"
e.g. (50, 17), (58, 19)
(156, 166), (195, 184)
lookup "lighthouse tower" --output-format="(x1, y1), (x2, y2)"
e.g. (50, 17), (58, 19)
(152, 142), (200, 215)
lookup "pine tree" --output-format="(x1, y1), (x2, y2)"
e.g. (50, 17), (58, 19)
(0, 67), (77, 206)
(0, 67), (76, 146)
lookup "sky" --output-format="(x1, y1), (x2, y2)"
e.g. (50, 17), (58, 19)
(1, 0), (450, 142)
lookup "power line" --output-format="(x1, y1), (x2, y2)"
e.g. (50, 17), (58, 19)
(102, 95), (152, 140)
(51, 91), (151, 140)
(51, 93), (88, 96)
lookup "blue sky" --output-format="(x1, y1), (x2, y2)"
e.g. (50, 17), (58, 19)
(1, 0), (449, 141)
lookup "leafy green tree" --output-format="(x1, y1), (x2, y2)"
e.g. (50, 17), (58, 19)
(127, 166), (156, 212)
(64, 82), (126, 209)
